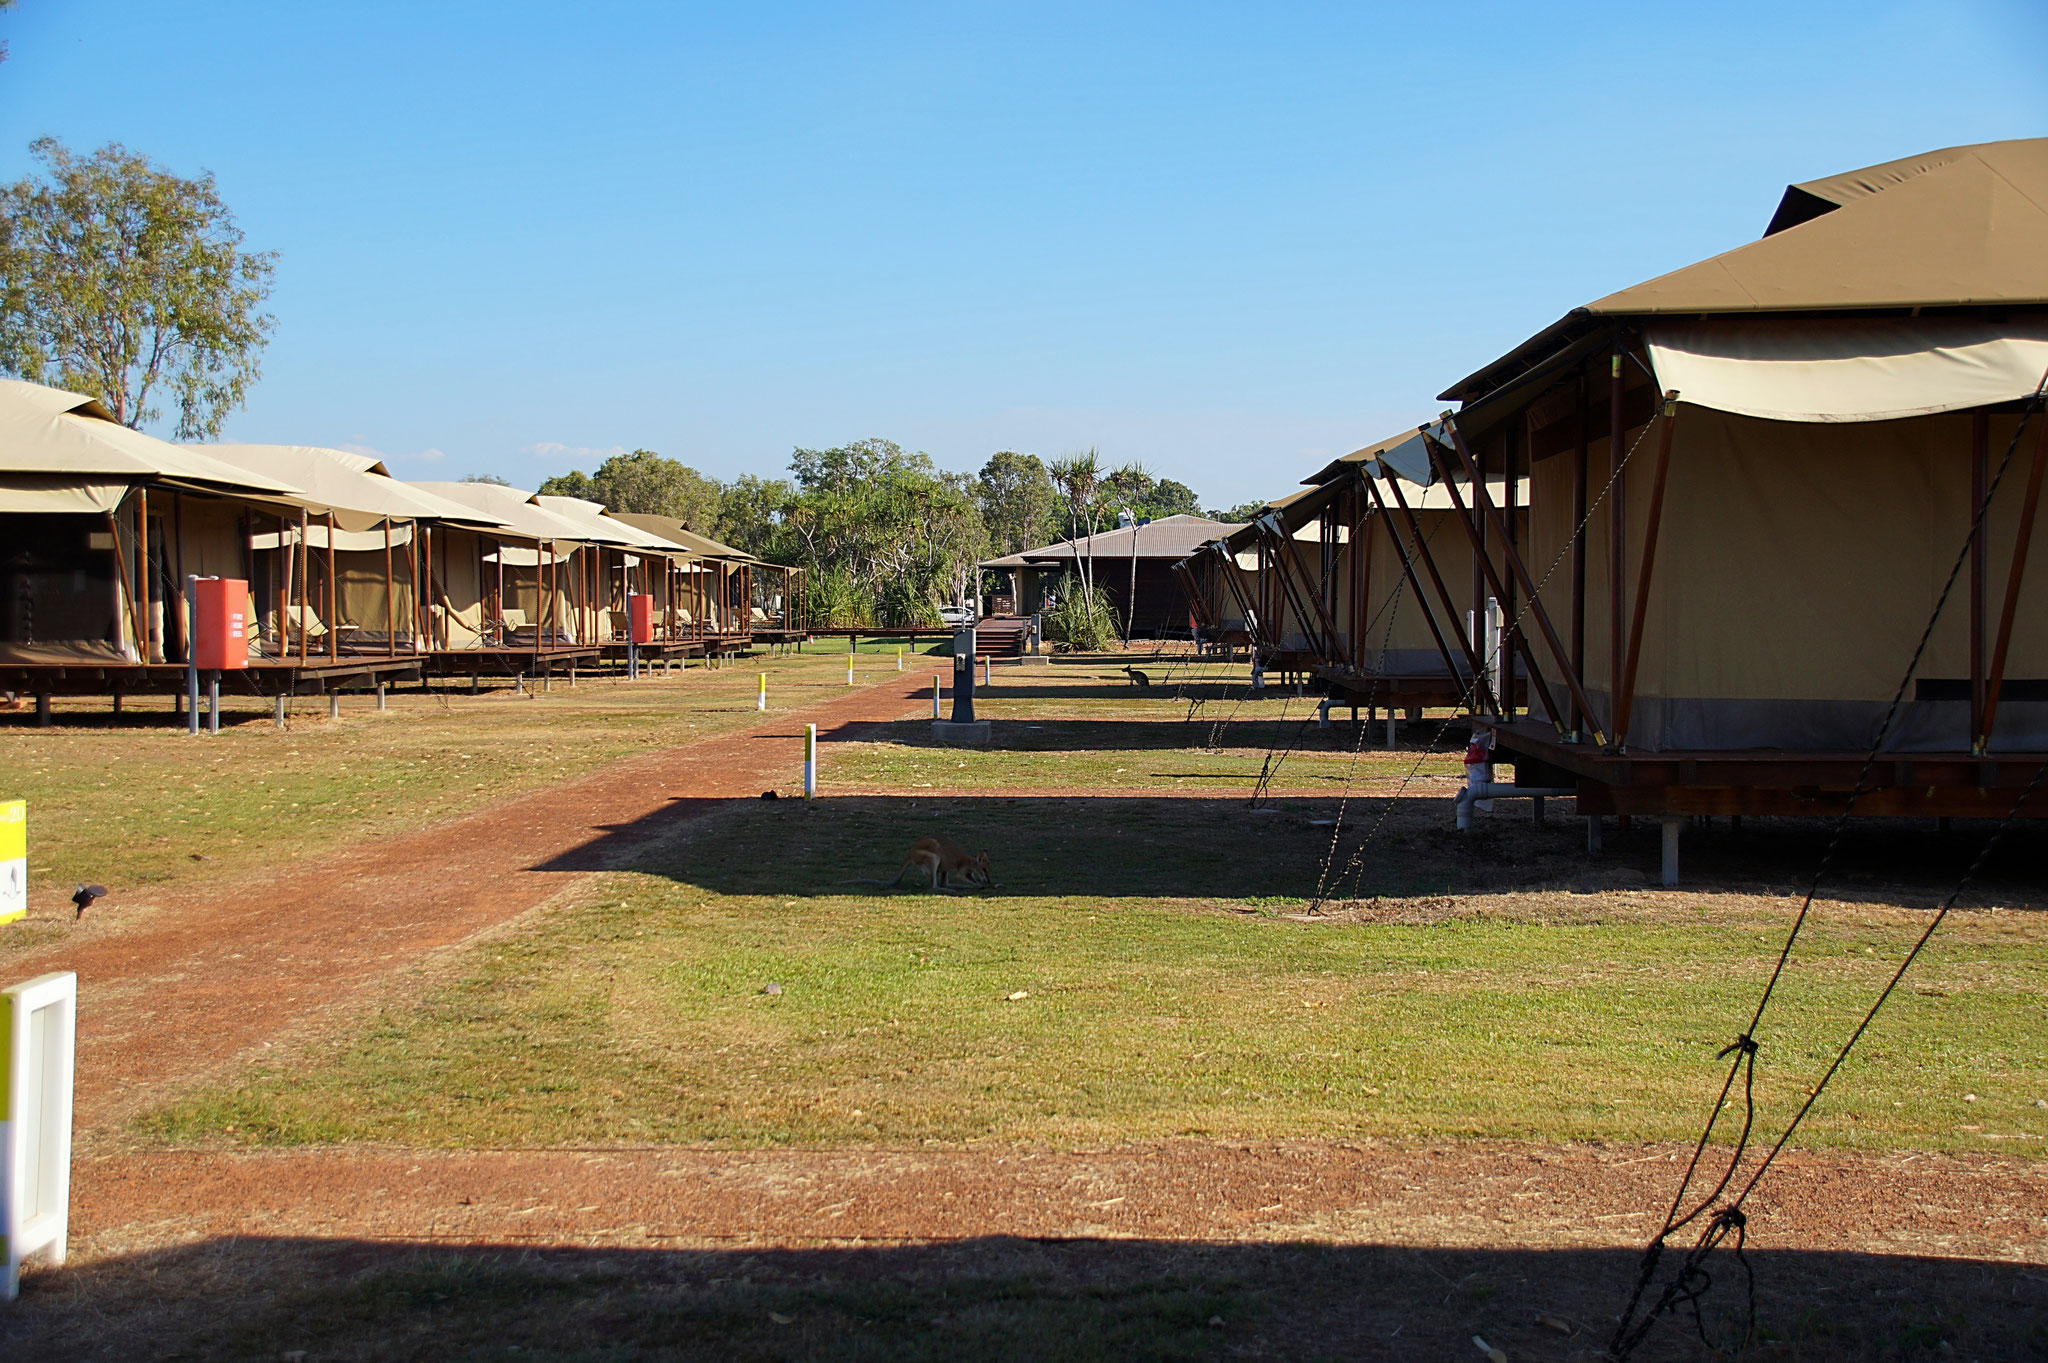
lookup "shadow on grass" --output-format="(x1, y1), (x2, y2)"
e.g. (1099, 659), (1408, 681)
(859, 715), (1464, 754)
(540, 790), (2048, 910)
(7, 1234), (2038, 1362)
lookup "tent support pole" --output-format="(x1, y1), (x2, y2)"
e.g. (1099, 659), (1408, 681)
(1429, 424), (1588, 737)
(1613, 394), (1680, 750)
(137, 488), (153, 662)
(1609, 348), (1627, 732)
(106, 505), (145, 663)
(1971, 411), (1989, 745)
(1211, 543), (1261, 650)
(1259, 518), (1339, 666)
(326, 511), (339, 663)
(1368, 473), (1489, 705)
(1352, 483), (1369, 675)
(385, 520), (397, 660)
(1571, 373), (1589, 732)
(1980, 411), (2048, 753)
(299, 507), (311, 664)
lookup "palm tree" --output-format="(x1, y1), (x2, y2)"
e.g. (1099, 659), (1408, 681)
(1047, 449), (1104, 615)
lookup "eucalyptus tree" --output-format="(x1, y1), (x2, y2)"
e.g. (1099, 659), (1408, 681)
(0, 138), (277, 438)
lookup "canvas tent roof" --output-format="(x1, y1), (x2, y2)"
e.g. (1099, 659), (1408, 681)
(202, 445), (509, 532)
(411, 480), (594, 544)
(532, 495), (685, 551)
(980, 514), (1239, 569)
(608, 512), (760, 562)
(1441, 137), (2048, 406)
(0, 378), (314, 512)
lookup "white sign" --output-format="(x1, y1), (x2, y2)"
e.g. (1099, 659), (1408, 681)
(3, 971), (76, 1301)
(0, 801), (23, 926)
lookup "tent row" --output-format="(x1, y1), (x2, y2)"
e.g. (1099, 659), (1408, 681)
(1180, 136), (2048, 844)
(0, 379), (807, 703)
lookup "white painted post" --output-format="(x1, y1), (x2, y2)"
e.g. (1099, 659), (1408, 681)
(896, 647), (904, 671)
(932, 677), (941, 718)
(327, 693), (340, 719)
(376, 683), (387, 711)
(2, 971), (77, 1301)
(1660, 816), (1682, 887)
(758, 672), (768, 710)
(803, 723), (817, 798)
(846, 658), (854, 686)
(983, 656), (991, 687)
(273, 694), (286, 728)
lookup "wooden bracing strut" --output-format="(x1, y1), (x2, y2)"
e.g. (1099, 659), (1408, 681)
(1369, 471), (1499, 713)
(1428, 420), (1598, 741)
(1255, 512), (1343, 667)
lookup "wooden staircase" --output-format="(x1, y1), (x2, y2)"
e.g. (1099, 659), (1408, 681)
(973, 616), (1032, 658)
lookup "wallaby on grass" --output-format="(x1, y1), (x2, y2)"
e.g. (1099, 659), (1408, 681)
(844, 835), (995, 892)
(1124, 666), (1151, 688)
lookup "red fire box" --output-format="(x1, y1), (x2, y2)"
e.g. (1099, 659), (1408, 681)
(191, 577), (251, 670)
(626, 593), (655, 644)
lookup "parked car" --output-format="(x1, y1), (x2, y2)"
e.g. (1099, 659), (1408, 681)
(937, 605), (977, 627)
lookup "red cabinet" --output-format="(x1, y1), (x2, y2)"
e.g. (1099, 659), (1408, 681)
(191, 577), (251, 670)
(626, 593), (655, 644)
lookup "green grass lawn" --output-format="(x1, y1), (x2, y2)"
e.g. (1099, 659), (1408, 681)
(0, 649), (920, 921)
(140, 795), (2048, 1156)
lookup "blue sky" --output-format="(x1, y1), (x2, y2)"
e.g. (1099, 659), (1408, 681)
(2, 2), (2043, 507)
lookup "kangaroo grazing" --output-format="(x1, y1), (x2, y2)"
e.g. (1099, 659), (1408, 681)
(1124, 666), (1151, 688)
(844, 836), (995, 892)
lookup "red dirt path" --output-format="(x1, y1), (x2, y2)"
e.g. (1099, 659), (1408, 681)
(7, 675), (931, 1133)
(70, 1140), (2047, 1265)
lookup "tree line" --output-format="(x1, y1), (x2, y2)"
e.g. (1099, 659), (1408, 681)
(534, 443), (1221, 628)
(0, 138), (1254, 630)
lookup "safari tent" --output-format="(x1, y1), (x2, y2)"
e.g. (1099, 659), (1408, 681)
(1413, 136), (2048, 834)
(0, 379), (426, 710)
(202, 445), (506, 663)
(530, 495), (696, 652)
(981, 514), (1237, 638)
(608, 514), (765, 650)
(409, 481), (603, 672)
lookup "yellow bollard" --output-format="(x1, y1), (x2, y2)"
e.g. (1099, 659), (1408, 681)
(896, 646), (904, 671)
(0, 799), (25, 926)
(846, 659), (854, 686)
(757, 672), (767, 711)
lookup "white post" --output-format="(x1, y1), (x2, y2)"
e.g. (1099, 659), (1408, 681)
(803, 723), (817, 799)
(757, 672), (767, 711)
(932, 677), (941, 718)
(983, 656), (991, 687)
(207, 672), (221, 735)
(846, 658), (854, 686)
(2, 971), (77, 1301)
(327, 693), (340, 720)
(376, 682), (387, 711)
(1660, 817), (1682, 887)
(896, 647), (904, 671)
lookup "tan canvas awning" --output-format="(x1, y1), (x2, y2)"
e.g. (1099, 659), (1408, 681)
(1646, 318), (2048, 423)
(411, 481), (591, 546)
(0, 474), (130, 514)
(532, 495), (685, 551)
(0, 378), (313, 501)
(203, 445), (510, 531)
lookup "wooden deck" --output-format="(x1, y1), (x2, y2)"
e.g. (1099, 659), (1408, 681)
(1485, 718), (2048, 819)
(0, 656), (425, 698)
